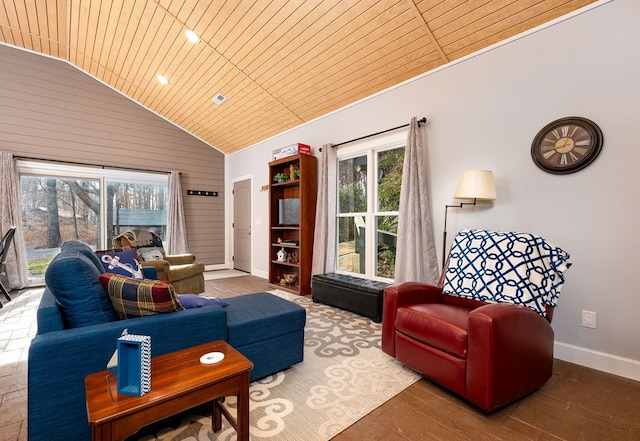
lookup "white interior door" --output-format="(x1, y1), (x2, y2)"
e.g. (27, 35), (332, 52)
(233, 179), (251, 273)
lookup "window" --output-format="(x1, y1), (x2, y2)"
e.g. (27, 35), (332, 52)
(18, 161), (168, 284)
(336, 132), (406, 281)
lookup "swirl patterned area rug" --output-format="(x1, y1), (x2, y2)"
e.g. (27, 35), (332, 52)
(139, 290), (420, 441)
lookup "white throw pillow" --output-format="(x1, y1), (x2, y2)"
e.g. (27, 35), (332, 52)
(140, 249), (164, 261)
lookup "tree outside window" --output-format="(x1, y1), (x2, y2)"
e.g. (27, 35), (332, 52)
(376, 147), (404, 278)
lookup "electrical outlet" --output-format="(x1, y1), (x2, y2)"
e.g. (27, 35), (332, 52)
(582, 310), (596, 329)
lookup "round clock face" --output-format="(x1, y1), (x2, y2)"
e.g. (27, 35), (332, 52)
(531, 117), (603, 174)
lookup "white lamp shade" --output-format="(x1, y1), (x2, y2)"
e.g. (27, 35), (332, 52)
(453, 170), (497, 200)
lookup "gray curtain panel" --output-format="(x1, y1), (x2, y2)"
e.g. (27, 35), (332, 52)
(311, 144), (337, 276)
(166, 170), (189, 254)
(394, 118), (439, 284)
(0, 151), (29, 289)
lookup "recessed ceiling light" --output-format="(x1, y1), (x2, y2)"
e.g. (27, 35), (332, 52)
(212, 93), (226, 105)
(156, 74), (169, 85)
(185, 30), (200, 43)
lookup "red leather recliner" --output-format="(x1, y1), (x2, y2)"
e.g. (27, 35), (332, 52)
(382, 229), (571, 412)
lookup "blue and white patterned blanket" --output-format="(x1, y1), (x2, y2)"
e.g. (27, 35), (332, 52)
(442, 229), (572, 316)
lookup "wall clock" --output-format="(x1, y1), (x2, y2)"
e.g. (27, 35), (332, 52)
(531, 116), (603, 174)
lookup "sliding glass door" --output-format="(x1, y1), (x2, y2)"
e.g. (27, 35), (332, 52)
(18, 161), (168, 284)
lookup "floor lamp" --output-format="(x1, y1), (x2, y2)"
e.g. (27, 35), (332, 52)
(442, 170), (497, 263)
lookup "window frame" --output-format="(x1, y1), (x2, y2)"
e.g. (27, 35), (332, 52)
(335, 130), (407, 282)
(18, 160), (169, 250)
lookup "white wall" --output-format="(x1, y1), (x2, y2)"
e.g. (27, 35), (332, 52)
(229, 0), (640, 380)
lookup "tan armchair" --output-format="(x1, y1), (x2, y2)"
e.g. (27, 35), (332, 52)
(113, 229), (205, 294)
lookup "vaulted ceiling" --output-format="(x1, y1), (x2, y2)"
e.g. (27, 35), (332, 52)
(1, 0), (595, 154)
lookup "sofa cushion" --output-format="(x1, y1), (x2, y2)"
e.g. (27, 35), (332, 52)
(167, 263), (206, 282)
(60, 240), (104, 274)
(95, 248), (144, 279)
(35, 289), (66, 334)
(178, 294), (230, 308)
(100, 273), (184, 319)
(45, 251), (116, 328)
(396, 303), (470, 359)
(225, 292), (306, 348)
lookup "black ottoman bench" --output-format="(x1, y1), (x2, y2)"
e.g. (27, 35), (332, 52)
(311, 273), (390, 322)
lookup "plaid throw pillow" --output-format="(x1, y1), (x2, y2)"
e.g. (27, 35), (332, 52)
(100, 273), (184, 320)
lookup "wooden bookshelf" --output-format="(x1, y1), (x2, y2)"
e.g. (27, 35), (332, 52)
(268, 154), (317, 295)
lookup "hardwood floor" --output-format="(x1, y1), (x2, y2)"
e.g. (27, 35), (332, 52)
(1, 274), (639, 440)
(335, 359), (640, 441)
(203, 274), (273, 298)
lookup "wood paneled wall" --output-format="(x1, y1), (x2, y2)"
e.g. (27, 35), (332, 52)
(0, 43), (225, 265)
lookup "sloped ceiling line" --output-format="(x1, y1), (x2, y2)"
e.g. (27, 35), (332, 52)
(406, 0), (449, 64)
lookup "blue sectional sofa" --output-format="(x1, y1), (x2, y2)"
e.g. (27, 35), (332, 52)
(28, 241), (305, 441)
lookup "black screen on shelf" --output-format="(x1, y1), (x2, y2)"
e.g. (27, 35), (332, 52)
(278, 198), (300, 225)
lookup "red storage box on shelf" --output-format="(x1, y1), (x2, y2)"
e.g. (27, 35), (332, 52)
(272, 143), (312, 160)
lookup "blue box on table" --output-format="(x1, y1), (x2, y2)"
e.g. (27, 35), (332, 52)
(117, 334), (151, 396)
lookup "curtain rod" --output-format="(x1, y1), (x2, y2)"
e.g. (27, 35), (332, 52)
(330, 117), (427, 148)
(15, 155), (180, 175)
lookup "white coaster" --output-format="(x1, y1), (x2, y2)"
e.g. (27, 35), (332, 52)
(200, 352), (225, 365)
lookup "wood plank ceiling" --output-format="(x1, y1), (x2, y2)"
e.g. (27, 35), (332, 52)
(0, 0), (596, 154)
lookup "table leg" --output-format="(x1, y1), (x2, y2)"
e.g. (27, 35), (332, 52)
(212, 398), (223, 432)
(237, 373), (250, 441)
(92, 422), (113, 441)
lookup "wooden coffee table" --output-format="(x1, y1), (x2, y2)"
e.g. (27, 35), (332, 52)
(85, 340), (253, 441)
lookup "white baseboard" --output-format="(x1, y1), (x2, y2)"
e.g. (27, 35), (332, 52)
(554, 341), (640, 382)
(252, 269), (268, 280)
(203, 265), (269, 280)
(204, 264), (228, 271)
